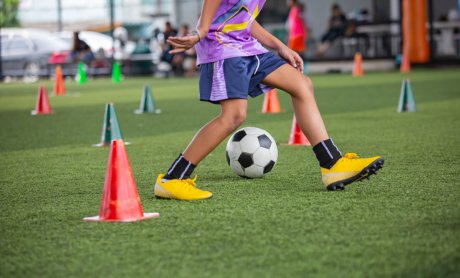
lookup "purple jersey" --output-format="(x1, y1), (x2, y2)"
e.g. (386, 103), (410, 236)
(195, 0), (269, 65)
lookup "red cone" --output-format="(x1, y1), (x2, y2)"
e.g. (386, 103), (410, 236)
(261, 89), (282, 113)
(84, 140), (159, 222)
(288, 115), (311, 146)
(31, 85), (53, 115)
(53, 65), (66, 96)
(353, 52), (364, 77)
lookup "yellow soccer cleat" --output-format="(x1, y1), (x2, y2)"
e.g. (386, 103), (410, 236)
(321, 153), (384, 191)
(154, 174), (213, 201)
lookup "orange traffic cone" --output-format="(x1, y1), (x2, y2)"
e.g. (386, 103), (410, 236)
(288, 115), (310, 146)
(31, 85), (53, 115)
(400, 53), (411, 73)
(261, 89), (282, 113)
(84, 139), (159, 222)
(353, 52), (364, 77)
(53, 65), (66, 96)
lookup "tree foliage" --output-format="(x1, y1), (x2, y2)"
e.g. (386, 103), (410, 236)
(1, 0), (21, 27)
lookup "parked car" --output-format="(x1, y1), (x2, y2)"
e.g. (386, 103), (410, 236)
(55, 31), (136, 60)
(1, 28), (70, 81)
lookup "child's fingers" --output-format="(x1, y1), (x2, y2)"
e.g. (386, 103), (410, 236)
(168, 35), (196, 44)
(167, 38), (189, 46)
(168, 40), (192, 49)
(291, 52), (303, 72)
(295, 57), (303, 72)
(169, 48), (187, 54)
(288, 55), (297, 69)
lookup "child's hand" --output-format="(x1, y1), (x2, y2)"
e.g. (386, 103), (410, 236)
(167, 34), (200, 54)
(278, 46), (304, 73)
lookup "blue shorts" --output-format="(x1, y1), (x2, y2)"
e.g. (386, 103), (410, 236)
(199, 52), (286, 104)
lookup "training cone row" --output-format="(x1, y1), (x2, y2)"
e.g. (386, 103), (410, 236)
(93, 103), (129, 147)
(31, 85), (53, 115)
(135, 85), (161, 114)
(53, 65), (66, 96)
(353, 52), (364, 77)
(397, 79), (416, 113)
(261, 89), (282, 113)
(84, 139), (159, 222)
(288, 115), (310, 146)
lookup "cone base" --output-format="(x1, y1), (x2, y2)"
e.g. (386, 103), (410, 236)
(92, 141), (131, 147)
(83, 212), (160, 222)
(134, 109), (161, 115)
(31, 110), (53, 115)
(282, 142), (311, 146)
(261, 111), (282, 114)
(257, 109), (284, 114)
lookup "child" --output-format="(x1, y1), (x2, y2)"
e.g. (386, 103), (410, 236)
(154, 0), (384, 200)
(287, 0), (308, 55)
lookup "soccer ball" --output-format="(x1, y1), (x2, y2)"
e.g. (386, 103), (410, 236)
(226, 127), (278, 178)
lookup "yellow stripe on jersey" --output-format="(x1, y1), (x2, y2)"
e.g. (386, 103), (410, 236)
(221, 4), (259, 34)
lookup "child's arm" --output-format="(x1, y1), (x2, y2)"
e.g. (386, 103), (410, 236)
(251, 21), (303, 72)
(168, 0), (222, 54)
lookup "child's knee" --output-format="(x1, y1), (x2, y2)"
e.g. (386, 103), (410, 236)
(303, 76), (314, 93)
(292, 76), (315, 101)
(222, 109), (246, 130)
(230, 110), (247, 127)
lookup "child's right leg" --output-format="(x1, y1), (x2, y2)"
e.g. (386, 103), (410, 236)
(154, 99), (247, 200)
(262, 64), (384, 190)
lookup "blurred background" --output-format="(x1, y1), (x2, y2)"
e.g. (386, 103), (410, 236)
(1, 0), (459, 82)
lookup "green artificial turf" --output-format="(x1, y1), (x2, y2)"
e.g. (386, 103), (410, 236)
(0, 69), (459, 277)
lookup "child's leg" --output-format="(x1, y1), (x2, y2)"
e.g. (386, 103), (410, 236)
(163, 98), (247, 180)
(154, 99), (247, 200)
(262, 64), (384, 190)
(183, 99), (247, 164)
(262, 64), (327, 146)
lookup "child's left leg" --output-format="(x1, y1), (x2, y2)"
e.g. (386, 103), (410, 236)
(262, 64), (384, 190)
(154, 99), (248, 200)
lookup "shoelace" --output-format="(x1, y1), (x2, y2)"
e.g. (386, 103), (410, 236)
(344, 153), (359, 159)
(183, 176), (198, 189)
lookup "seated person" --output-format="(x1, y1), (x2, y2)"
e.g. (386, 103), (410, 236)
(160, 21), (178, 65)
(171, 24), (198, 77)
(70, 31), (94, 64)
(316, 4), (347, 56)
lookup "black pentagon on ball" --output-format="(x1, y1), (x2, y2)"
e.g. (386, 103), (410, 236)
(257, 134), (272, 149)
(232, 130), (247, 142)
(263, 161), (276, 174)
(238, 152), (253, 168)
(225, 151), (230, 165)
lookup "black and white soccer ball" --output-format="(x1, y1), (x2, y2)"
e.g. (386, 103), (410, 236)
(226, 127), (278, 178)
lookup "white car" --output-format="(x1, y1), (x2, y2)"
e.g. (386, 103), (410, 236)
(1, 28), (70, 80)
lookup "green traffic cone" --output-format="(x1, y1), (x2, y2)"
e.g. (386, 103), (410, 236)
(134, 85), (161, 114)
(397, 79), (416, 113)
(93, 103), (129, 147)
(112, 62), (122, 83)
(76, 62), (87, 84)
